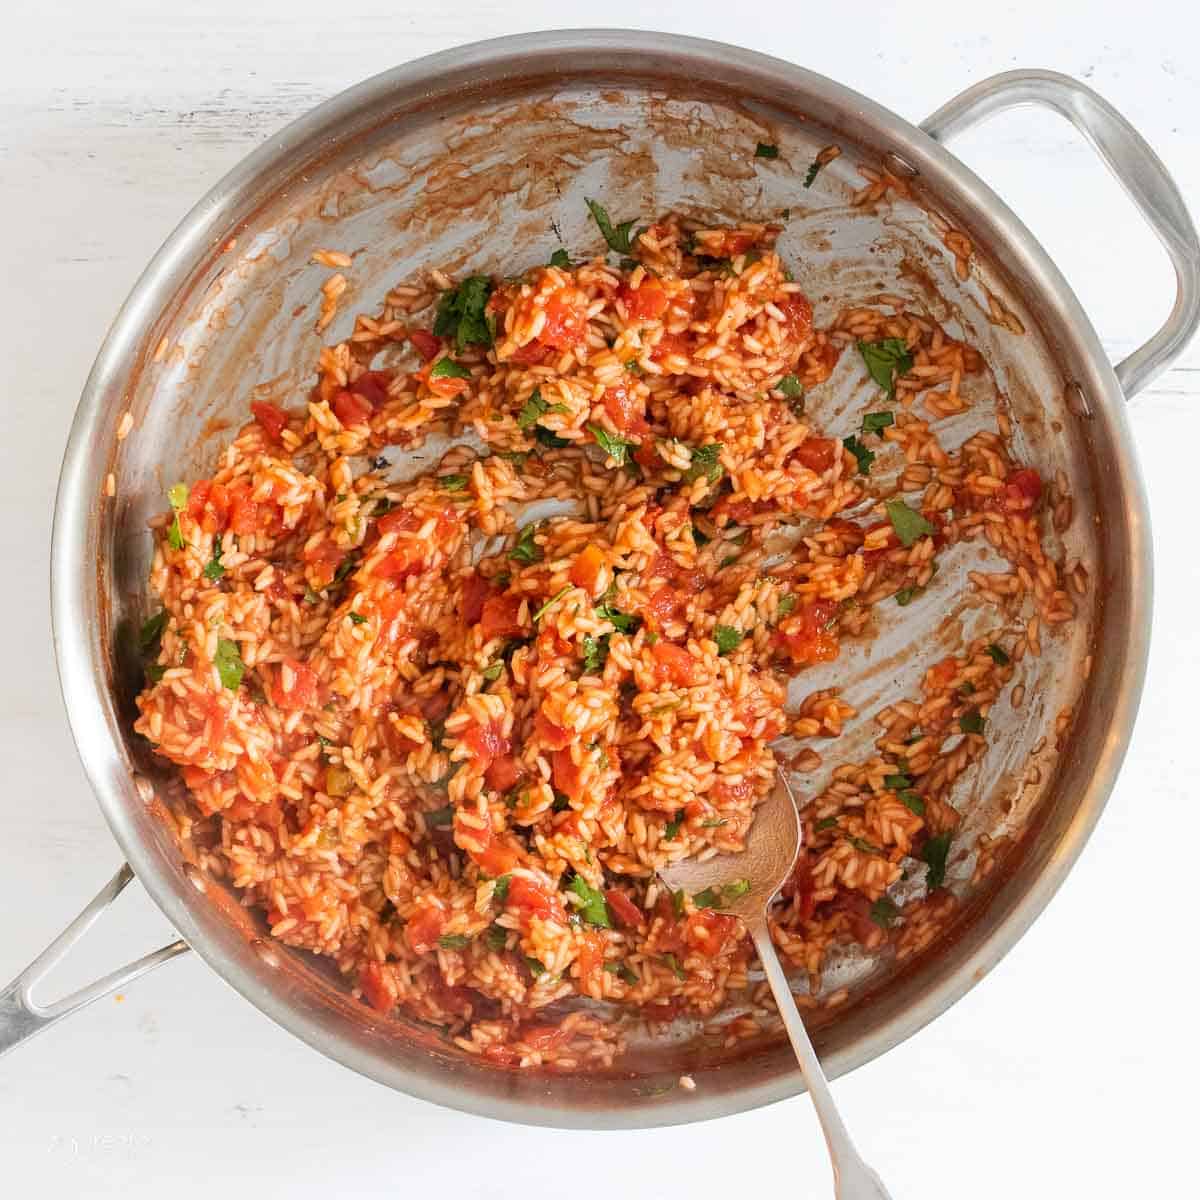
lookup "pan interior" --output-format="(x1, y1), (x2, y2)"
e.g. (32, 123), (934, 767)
(91, 62), (1116, 1124)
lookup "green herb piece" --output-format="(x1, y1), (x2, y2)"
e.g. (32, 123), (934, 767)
(923, 833), (952, 889)
(167, 516), (186, 551)
(591, 742), (610, 769)
(884, 774), (912, 790)
(203, 534), (226, 581)
(497, 450), (528, 471)
(532, 585), (571, 624)
(348, 612), (368, 625)
(778, 373), (804, 399)
(167, 483), (189, 510)
(595, 603), (636, 633)
(895, 586), (921, 606)
(426, 804), (454, 828)
(755, 142), (779, 159)
(516, 387), (568, 431)
(525, 956), (546, 977)
(139, 610), (168, 658)
(535, 426), (570, 449)
(491, 875), (511, 904)
(585, 198), (638, 255)
(843, 435), (875, 475)
(433, 275), (495, 352)
(670, 887), (685, 920)
(439, 474), (469, 492)
(549, 248), (571, 268)
(849, 836), (882, 855)
(814, 816), (838, 831)
(332, 553), (359, 587)
(430, 357), (472, 380)
(581, 634), (610, 674)
(645, 632), (661, 647)
(664, 816), (683, 840)
(885, 499), (935, 547)
(959, 710), (985, 735)
(605, 961), (639, 985)
(303, 587), (322, 605)
(986, 643), (1010, 666)
(870, 897), (900, 928)
(660, 953), (687, 980)
(899, 790), (926, 816)
(693, 879), (751, 909)
(213, 639), (244, 691)
(486, 924), (508, 951)
(509, 523), (542, 565)
(438, 934), (470, 950)
(857, 338), (914, 397)
(626, 359), (643, 375)
(683, 443), (724, 485)
(567, 874), (611, 928)
(960, 680), (976, 695)
(701, 818), (728, 828)
(713, 624), (743, 656)
(776, 594), (797, 619)
(587, 423), (632, 467)
(862, 410), (895, 435)
(803, 156), (825, 188)
(481, 660), (504, 681)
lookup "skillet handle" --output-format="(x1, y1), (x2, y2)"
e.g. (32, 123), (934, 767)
(0, 863), (189, 1058)
(920, 68), (1200, 399)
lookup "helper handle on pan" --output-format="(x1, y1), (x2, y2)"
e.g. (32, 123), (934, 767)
(0, 863), (188, 1058)
(921, 69), (1200, 399)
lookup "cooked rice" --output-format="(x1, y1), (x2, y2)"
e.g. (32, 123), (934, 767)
(133, 210), (1075, 1070)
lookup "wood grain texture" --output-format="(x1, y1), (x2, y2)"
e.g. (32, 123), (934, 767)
(1, 2), (1196, 1196)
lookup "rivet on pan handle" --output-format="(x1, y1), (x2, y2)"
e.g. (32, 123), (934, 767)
(0, 864), (189, 1058)
(921, 68), (1200, 399)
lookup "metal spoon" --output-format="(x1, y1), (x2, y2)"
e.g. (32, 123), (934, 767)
(659, 773), (892, 1200)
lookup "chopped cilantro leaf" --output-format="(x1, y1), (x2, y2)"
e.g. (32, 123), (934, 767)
(509, 523), (542, 565)
(532, 585), (571, 623)
(203, 533), (226, 581)
(857, 338), (914, 397)
(843, 435), (875, 475)
(525, 956), (546, 977)
(139, 610), (168, 658)
(581, 634), (610, 674)
(870, 897), (900, 928)
(430, 357), (472, 380)
(486, 924), (508, 951)
(348, 612), (368, 625)
(899, 790), (926, 815)
(492, 875), (511, 904)
(701, 818), (728, 829)
(923, 833), (952, 889)
(535, 426), (570, 449)
(803, 156), (825, 188)
(814, 816), (838, 831)
(885, 499), (935, 547)
(549, 248), (571, 268)
(683, 443), (723, 485)
(167, 483), (189, 510)
(776, 594), (797, 619)
(567, 874), (611, 928)
(660, 953), (687, 980)
(426, 805), (454, 827)
(438, 934), (470, 950)
(516, 387), (569, 431)
(433, 275), (494, 352)
(959, 710), (985, 734)
(862, 410), (895, 435)
(481, 660), (504, 681)
(213, 639), (244, 691)
(587, 423), (632, 467)
(778, 373), (803, 399)
(849, 836), (882, 855)
(755, 142), (779, 159)
(663, 817), (683, 840)
(439, 474), (469, 491)
(693, 879), (750, 909)
(595, 603), (636, 633)
(986, 643), (1010, 666)
(671, 888), (685, 919)
(713, 624), (743, 655)
(884, 774), (912, 790)
(585, 198), (638, 255)
(895, 586), (921, 606)
(605, 961), (639, 985)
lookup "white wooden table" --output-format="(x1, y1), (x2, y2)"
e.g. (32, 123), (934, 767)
(2, 2), (1196, 1195)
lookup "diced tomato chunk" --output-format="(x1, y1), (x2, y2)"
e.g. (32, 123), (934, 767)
(405, 903), (448, 955)
(539, 294), (587, 350)
(485, 753), (519, 794)
(645, 585), (686, 632)
(1000, 467), (1042, 513)
(711, 776), (755, 806)
(633, 439), (661, 470)
(480, 593), (524, 640)
(251, 401), (289, 442)
(601, 383), (648, 435)
(778, 295), (814, 340)
(461, 572), (490, 624)
(699, 229), (756, 258)
(651, 640), (699, 687)
(927, 656), (959, 690)
(271, 658), (318, 711)
(535, 710), (572, 750)
(569, 544), (606, 596)
(226, 482), (260, 536)
(776, 600), (840, 666)
(333, 389), (374, 427)
(792, 436), (837, 473)
(618, 276), (669, 322)
(510, 340), (552, 365)
(409, 329), (441, 362)
(373, 544), (425, 582)
(684, 910), (738, 958)
(472, 831), (521, 877)
(605, 888), (644, 929)
(359, 962), (398, 1013)
(506, 874), (567, 923)
(651, 331), (690, 364)
(521, 1024), (567, 1052)
(187, 479), (231, 534)
(350, 370), (392, 408)
(551, 748), (585, 800)
(463, 720), (509, 771)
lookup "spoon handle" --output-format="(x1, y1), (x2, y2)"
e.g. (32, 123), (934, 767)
(749, 921), (893, 1200)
